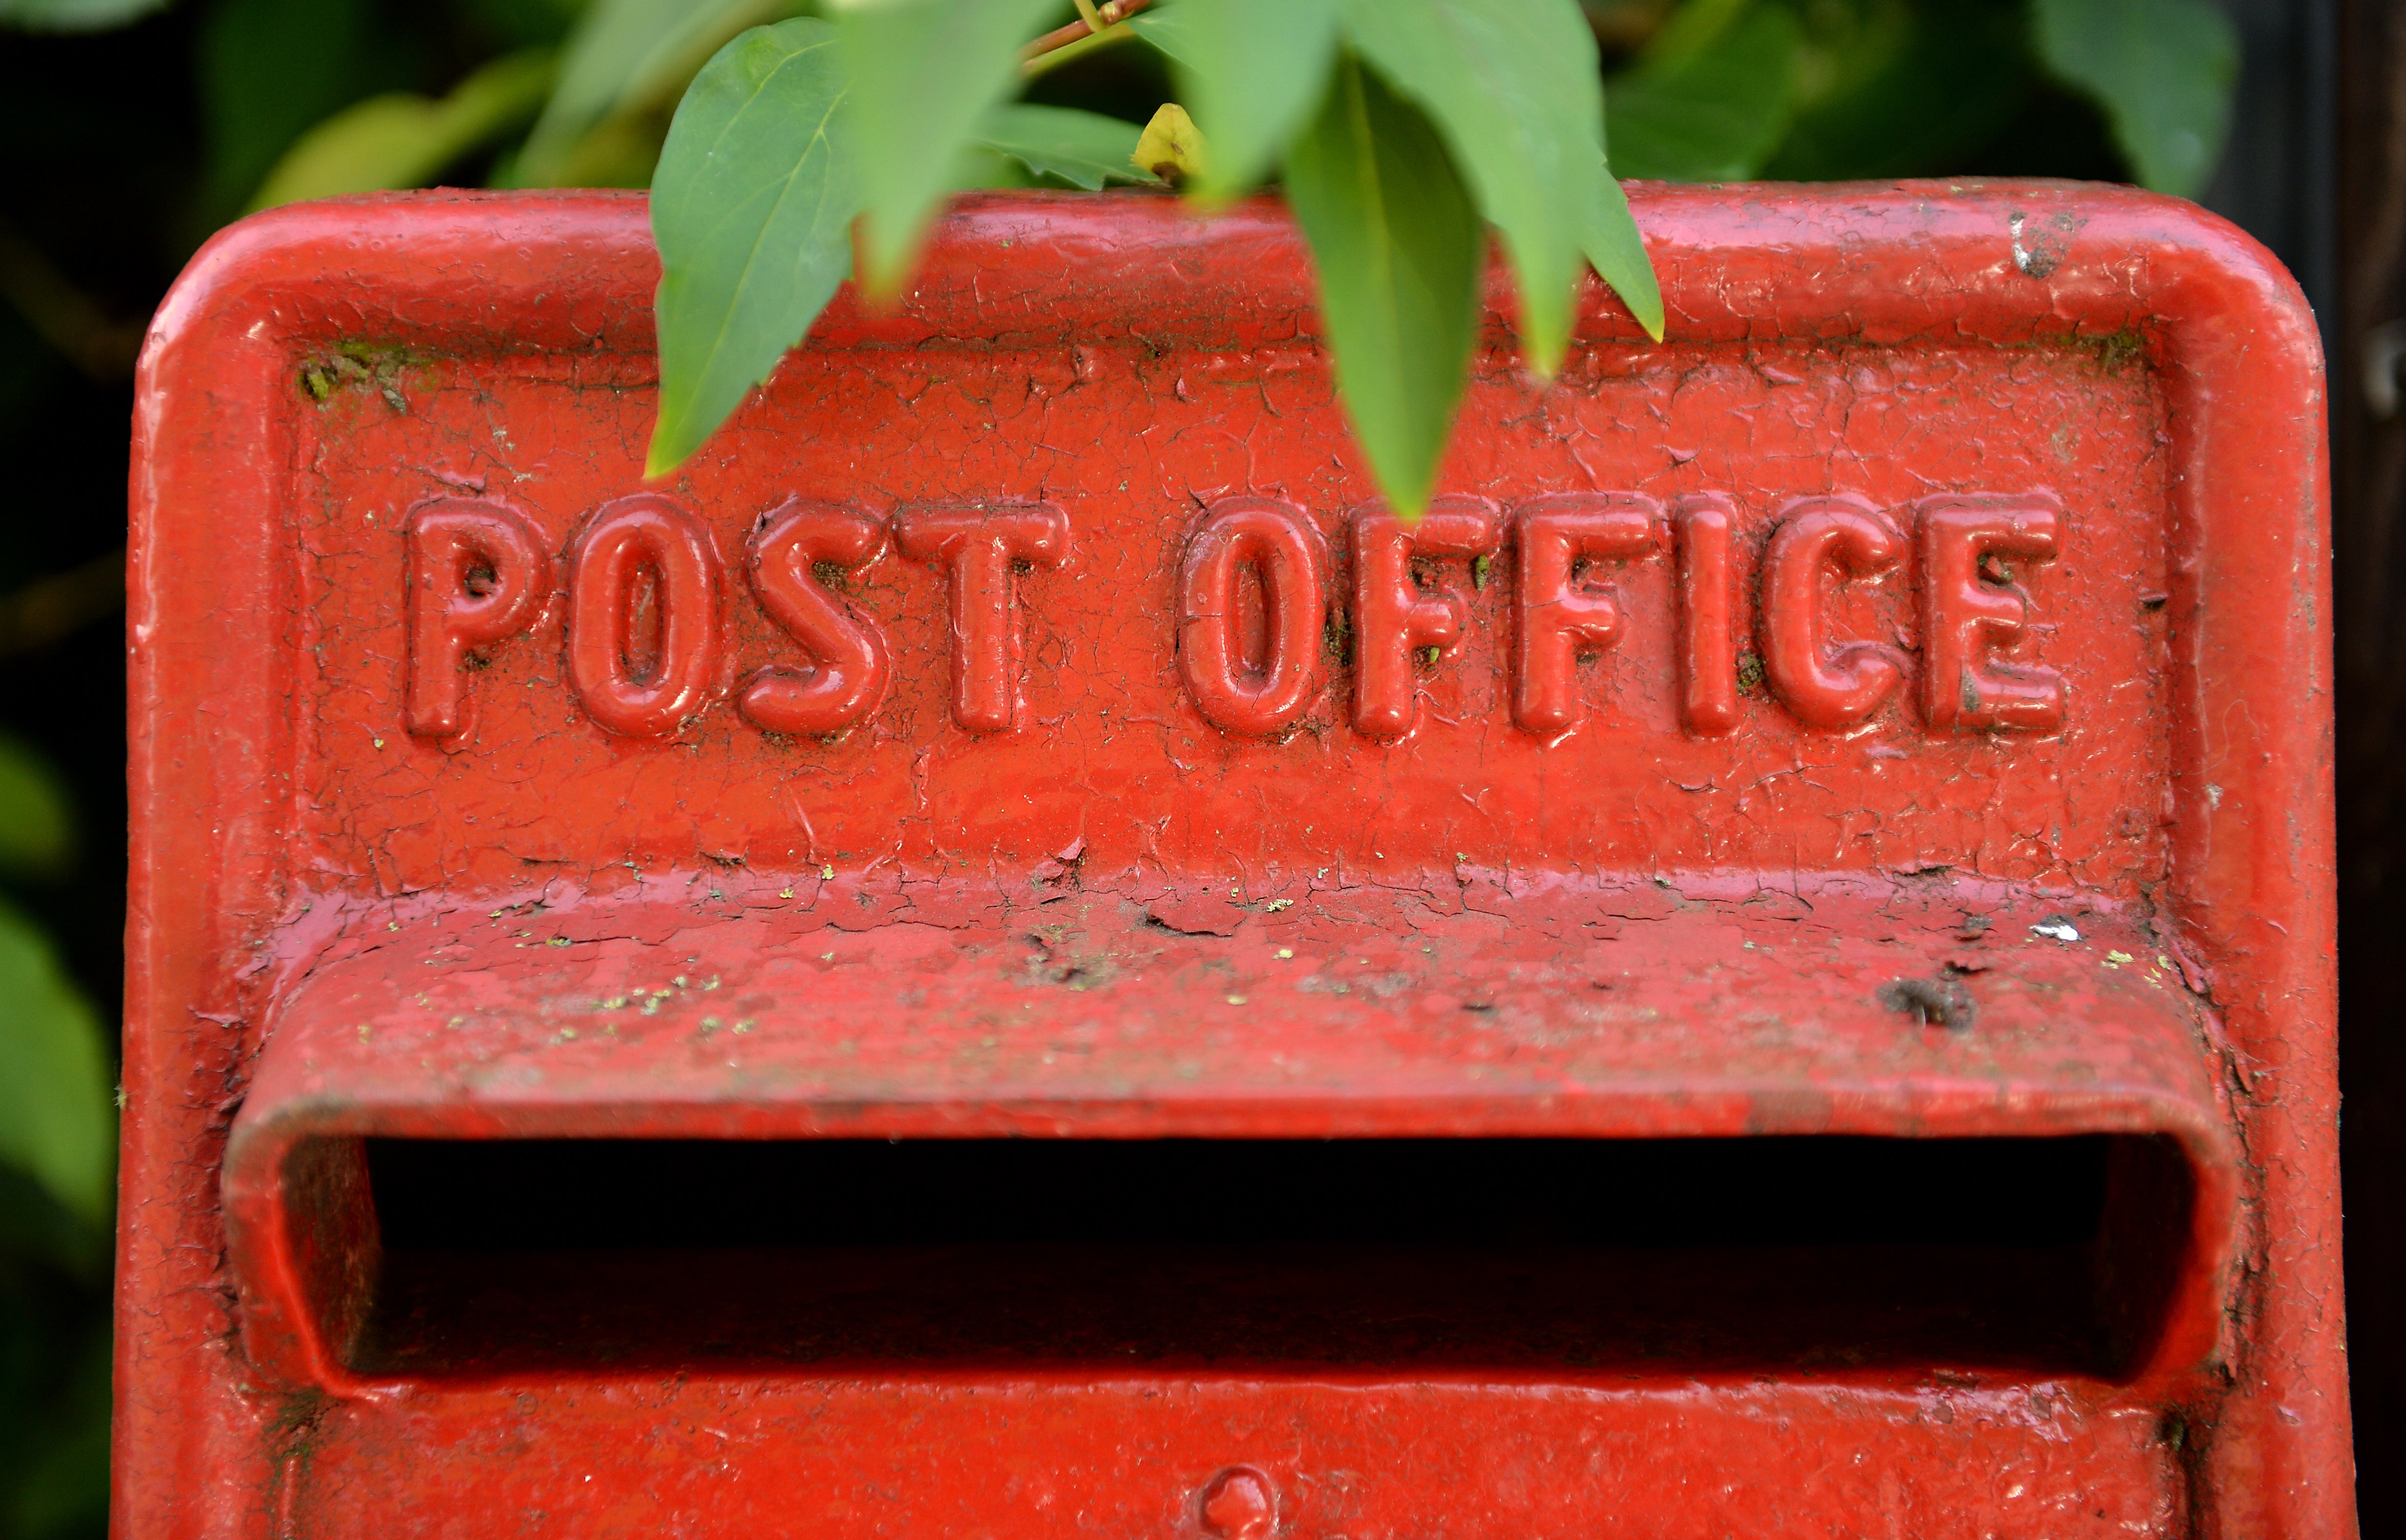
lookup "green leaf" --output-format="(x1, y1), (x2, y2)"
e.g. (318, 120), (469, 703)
(1761, 0), (2029, 182)
(0, 736), (71, 879)
(1125, 4), (1200, 68)
(647, 19), (859, 477)
(459, 0), (585, 50)
(0, 905), (112, 1228)
(1604, 0), (1802, 182)
(974, 103), (1152, 191)
(834, 0), (1062, 294)
(247, 50), (558, 212)
(1145, 0), (1341, 203)
(517, 0), (804, 188)
(0, 0), (166, 30)
(2033, 0), (2236, 198)
(1285, 53), (1484, 520)
(947, 145), (1035, 191)
(1635, 0), (1754, 68)
(198, 0), (399, 222)
(1340, 0), (1600, 378)
(1585, 165), (1662, 341)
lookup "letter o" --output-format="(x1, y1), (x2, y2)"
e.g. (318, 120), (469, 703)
(566, 493), (724, 738)
(1177, 498), (1327, 735)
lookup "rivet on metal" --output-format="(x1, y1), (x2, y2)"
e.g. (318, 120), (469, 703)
(1197, 1465), (1277, 1540)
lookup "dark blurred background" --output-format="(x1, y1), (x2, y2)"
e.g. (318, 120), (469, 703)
(0, 0), (2389, 1533)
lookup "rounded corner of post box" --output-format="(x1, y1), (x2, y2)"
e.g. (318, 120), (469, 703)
(136, 190), (656, 401)
(219, 1104), (378, 1395)
(219, 1094), (315, 1187)
(138, 203), (346, 382)
(2125, 190), (2323, 343)
(219, 1089), (355, 1256)
(2061, 189), (2328, 442)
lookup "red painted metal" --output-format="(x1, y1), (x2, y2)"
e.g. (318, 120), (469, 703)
(124, 185), (2351, 1537)
(1177, 497), (1327, 736)
(740, 499), (893, 735)
(1510, 493), (1656, 735)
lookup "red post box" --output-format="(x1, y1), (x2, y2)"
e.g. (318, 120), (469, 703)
(123, 185), (2352, 1538)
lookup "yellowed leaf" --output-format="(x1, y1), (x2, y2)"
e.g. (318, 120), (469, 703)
(248, 50), (555, 212)
(1133, 103), (1206, 188)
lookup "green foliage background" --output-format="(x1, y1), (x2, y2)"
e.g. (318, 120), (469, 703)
(0, 0), (2235, 1534)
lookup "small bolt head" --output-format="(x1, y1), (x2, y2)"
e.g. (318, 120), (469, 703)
(1198, 1466), (1277, 1540)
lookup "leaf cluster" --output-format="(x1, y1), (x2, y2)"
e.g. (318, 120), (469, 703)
(646, 0), (1664, 518)
(2, 0), (2240, 523)
(639, 0), (2236, 517)
(1598, 0), (2235, 198)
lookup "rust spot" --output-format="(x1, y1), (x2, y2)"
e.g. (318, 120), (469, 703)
(1878, 975), (1976, 1029)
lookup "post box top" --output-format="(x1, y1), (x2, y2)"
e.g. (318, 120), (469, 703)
(132, 184), (2328, 896)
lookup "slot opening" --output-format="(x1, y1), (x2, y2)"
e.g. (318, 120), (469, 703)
(286, 1135), (2197, 1380)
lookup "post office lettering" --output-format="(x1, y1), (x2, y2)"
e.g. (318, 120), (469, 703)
(402, 490), (2067, 743)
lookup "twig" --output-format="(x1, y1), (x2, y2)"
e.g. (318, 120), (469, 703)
(1019, 0), (1151, 67)
(0, 220), (143, 384)
(0, 546), (125, 659)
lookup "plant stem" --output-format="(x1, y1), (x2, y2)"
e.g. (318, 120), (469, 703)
(0, 546), (124, 658)
(0, 221), (142, 383)
(1019, 0), (1151, 68)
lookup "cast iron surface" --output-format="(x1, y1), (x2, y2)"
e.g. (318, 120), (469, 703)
(124, 185), (2346, 1538)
